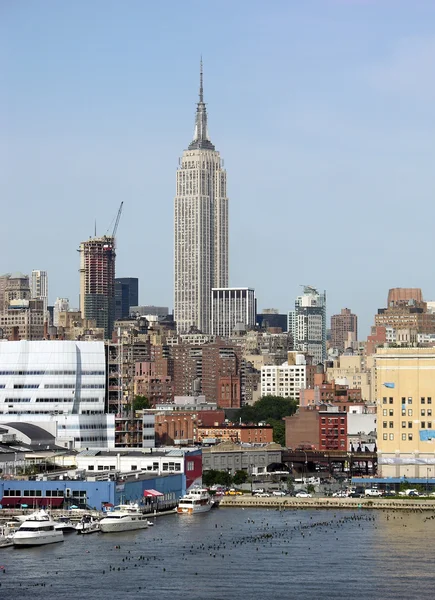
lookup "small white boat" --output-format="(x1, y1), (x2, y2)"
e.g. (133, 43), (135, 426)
(0, 522), (19, 547)
(13, 511), (64, 547)
(54, 517), (76, 533)
(177, 488), (212, 514)
(75, 514), (100, 535)
(100, 503), (148, 533)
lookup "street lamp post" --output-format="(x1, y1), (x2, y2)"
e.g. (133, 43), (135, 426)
(301, 450), (308, 484)
(427, 468), (431, 496)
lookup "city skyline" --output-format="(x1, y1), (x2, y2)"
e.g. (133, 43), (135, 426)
(3, 1), (435, 337)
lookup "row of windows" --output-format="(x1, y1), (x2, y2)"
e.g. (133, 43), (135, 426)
(5, 398), (31, 402)
(382, 433), (415, 441)
(0, 410), (104, 415)
(0, 370), (105, 375)
(3, 489), (64, 497)
(321, 428), (345, 435)
(382, 397), (432, 405)
(4, 397), (101, 403)
(35, 398), (100, 403)
(73, 436), (108, 442)
(58, 423), (107, 430)
(44, 384), (104, 389)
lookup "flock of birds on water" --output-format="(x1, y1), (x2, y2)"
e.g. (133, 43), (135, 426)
(0, 507), (433, 597)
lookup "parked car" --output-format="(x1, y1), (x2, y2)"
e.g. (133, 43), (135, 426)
(255, 493), (271, 497)
(253, 489), (265, 495)
(295, 491), (312, 498)
(272, 491), (286, 497)
(332, 491), (348, 498)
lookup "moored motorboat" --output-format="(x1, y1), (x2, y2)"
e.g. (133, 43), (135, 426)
(0, 522), (19, 547)
(75, 514), (100, 534)
(13, 511), (64, 546)
(54, 517), (77, 533)
(177, 488), (212, 514)
(99, 503), (148, 533)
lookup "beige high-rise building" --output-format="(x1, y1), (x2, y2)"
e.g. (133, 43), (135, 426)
(30, 270), (48, 317)
(174, 62), (228, 334)
(376, 347), (435, 478)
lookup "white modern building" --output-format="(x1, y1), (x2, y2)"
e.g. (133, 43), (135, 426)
(288, 286), (326, 365)
(30, 270), (48, 316)
(174, 62), (229, 334)
(211, 287), (256, 337)
(260, 353), (308, 400)
(0, 340), (114, 448)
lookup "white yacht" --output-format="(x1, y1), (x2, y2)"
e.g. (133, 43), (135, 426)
(177, 488), (212, 514)
(99, 503), (148, 533)
(13, 511), (64, 546)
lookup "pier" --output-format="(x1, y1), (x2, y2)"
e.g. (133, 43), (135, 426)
(219, 495), (435, 511)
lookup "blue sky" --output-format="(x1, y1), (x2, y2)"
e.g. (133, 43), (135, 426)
(2, 0), (435, 337)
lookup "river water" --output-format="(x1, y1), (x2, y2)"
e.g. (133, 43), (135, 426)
(1, 507), (435, 600)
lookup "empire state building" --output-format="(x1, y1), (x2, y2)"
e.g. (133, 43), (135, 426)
(174, 63), (229, 334)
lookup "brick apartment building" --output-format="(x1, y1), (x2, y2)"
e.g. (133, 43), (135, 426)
(154, 409), (225, 446)
(171, 339), (242, 408)
(331, 308), (358, 352)
(299, 372), (362, 408)
(198, 424), (273, 445)
(284, 406), (347, 451)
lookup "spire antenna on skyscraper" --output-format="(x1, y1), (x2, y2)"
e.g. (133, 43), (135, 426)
(199, 56), (204, 103)
(189, 58), (215, 151)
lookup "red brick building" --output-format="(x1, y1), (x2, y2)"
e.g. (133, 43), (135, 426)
(154, 409), (225, 446)
(285, 405), (347, 451)
(171, 339), (242, 407)
(299, 372), (362, 408)
(319, 410), (347, 451)
(198, 424), (273, 445)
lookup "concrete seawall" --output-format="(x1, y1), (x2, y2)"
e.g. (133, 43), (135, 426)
(219, 496), (435, 511)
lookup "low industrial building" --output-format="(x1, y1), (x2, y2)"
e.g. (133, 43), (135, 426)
(202, 441), (283, 475)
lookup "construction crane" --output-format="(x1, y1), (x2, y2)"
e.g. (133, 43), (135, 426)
(105, 202), (123, 242)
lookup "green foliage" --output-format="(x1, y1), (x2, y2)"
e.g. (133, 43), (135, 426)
(237, 395), (297, 423)
(233, 470), (248, 485)
(307, 484), (315, 494)
(266, 418), (286, 446)
(202, 469), (233, 487)
(235, 395), (297, 446)
(133, 395), (151, 411)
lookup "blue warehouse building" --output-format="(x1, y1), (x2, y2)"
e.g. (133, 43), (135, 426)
(0, 472), (185, 511)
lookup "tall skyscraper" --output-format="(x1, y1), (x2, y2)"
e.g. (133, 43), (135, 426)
(115, 278), (139, 320)
(174, 62), (229, 334)
(288, 286), (326, 365)
(331, 308), (358, 352)
(79, 236), (116, 338)
(31, 270), (48, 316)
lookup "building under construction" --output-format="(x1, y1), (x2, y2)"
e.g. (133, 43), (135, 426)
(79, 235), (116, 339)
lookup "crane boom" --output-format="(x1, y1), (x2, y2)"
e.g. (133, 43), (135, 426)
(112, 201), (123, 238)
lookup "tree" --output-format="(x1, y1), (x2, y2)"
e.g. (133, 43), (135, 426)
(133, 395), (150, 411)
(266, 418), (286, 446)
(235, 395), (297, 446)
(202, 469), (233, 487)
(233, 470), (248, 485)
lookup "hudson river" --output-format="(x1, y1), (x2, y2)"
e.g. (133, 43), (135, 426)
(1, 507), (435, 599)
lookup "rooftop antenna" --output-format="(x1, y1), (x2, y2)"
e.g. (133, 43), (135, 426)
(94, 219), (97, 237)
